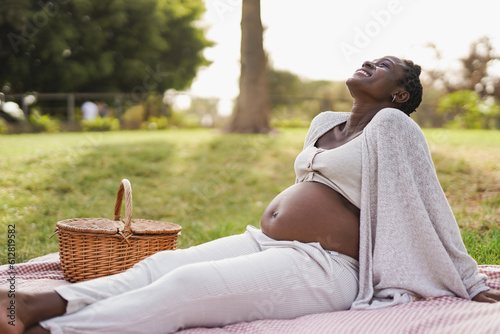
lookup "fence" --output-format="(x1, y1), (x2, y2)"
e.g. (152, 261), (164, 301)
(2, 92), (128, 122)
(1, 91), (444, 129)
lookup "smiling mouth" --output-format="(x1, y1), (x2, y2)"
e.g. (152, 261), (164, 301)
(354, 69), (371, 77)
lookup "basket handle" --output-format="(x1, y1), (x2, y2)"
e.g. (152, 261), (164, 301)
(114, 179), (133, 234)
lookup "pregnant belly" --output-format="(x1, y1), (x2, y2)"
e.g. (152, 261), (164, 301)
(260, 182), (360, 260)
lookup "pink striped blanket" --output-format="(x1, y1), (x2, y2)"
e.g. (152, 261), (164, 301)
(2, 253), (500, 333)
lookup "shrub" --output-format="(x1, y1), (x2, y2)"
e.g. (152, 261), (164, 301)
(122, 105), (144, 130)
(0, 118), (7, 134)
(81, 116), (120, 132)
(438, 90), (499, 129)
(169, 111), (200, 128)
(142, 116), (169, 130)
(29, 110), (60, 133)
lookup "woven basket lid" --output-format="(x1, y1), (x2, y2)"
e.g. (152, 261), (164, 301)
(130, 219), (182, 235)
(56, 218), (125, 235)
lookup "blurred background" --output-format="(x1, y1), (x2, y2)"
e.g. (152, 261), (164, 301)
(1, 0), (500, 133)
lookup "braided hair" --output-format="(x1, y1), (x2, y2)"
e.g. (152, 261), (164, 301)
(397, 59), (423, 115)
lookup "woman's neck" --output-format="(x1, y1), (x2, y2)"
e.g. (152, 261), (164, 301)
(342, 102), (390, 136)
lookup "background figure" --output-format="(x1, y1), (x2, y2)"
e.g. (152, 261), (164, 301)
(97, 102), (109, 118)
(81, 101), (99, 120)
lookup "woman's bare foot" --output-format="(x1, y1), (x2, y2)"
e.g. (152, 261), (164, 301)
(1, 289), (67, 334)
(1, 290), (24, 334)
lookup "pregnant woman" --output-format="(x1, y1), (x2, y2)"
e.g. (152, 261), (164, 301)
(3, 56), (499, 334)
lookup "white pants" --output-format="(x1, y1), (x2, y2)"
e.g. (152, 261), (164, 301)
(41, 226), (359, 334)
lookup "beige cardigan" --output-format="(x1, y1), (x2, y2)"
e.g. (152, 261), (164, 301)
(302, 108), (489, 309)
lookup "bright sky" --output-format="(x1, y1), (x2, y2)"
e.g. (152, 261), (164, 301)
(189, 0), (500, 101)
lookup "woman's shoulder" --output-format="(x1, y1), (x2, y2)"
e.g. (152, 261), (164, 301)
(365, 108), (429, 153)
(303, 111), (350, 148)
(368, 108), (422, 134)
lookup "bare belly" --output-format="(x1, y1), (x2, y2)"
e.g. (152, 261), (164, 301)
(260, 182), (360, 260)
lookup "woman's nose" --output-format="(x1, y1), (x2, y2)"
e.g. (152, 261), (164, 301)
(362, 61), (374, 69)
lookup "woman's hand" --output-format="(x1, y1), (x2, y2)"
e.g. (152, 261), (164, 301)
(472, 289), (500, 303)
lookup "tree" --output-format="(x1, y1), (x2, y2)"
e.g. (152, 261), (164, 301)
(0, 0), (212, 94)
(226, 0), (270, 133)
(437, 90), (499, 129)
(268, 69), (303, 102)
(424, 37), (500, 98)
(460, 36), (499, 98)
(420, 37), (500, 128)
(268, 68), (352, 121)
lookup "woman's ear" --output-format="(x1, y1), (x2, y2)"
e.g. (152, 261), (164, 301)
(394, 90), (409, 103)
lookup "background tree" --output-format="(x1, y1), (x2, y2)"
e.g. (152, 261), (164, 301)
(268, 69), (303, 120)
(421, 36), (500, 128)
(0, 0), (212, 94)
(437, 90), (499, 129)
(423, 37), (500, 97)
(226, 0), (270, 133)
(268, 68), (352, 124)
(459, 36), (499, 98)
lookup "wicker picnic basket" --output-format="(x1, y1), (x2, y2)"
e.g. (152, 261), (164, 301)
(55, 179), (182, 283)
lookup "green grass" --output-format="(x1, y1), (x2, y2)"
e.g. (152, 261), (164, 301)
(0, 128), (499, 265)
(424, 128), (500, 263)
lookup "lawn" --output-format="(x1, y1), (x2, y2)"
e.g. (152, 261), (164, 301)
(1, 127), (499, 265)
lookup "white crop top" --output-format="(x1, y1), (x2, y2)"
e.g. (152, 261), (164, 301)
(294, 135), (362, 208)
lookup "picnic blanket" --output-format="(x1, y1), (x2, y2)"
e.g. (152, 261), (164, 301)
(2, 253), (500, 334)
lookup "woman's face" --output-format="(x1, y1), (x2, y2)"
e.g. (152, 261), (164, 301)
(346, 55), (406, 102)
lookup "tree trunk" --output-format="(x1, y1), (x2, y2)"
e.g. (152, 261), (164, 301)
(226, 0), (271, 133)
